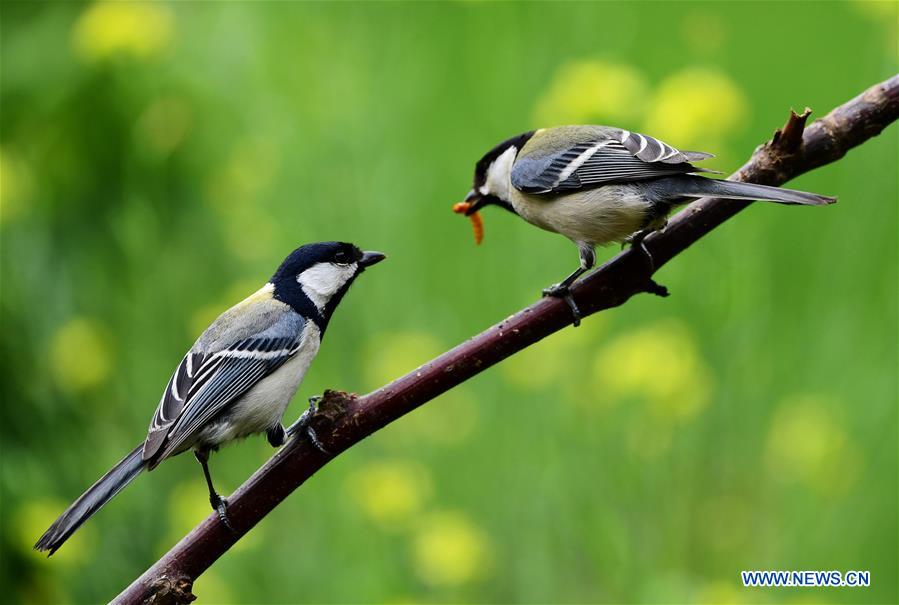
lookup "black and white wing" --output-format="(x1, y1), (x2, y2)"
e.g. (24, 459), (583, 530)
(511, 128), (716, 194)
(143, 350), (206, 459)
(143, 334), (303, 464)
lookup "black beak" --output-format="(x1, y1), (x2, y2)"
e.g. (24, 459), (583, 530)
(463, 190), (487, 216)
(359, 251), (387, 267)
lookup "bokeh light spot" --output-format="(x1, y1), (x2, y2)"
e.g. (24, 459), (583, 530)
(503, 315), (605, 390)
(14, 499), (94, 565)
(188, 280), (264, 338)
(345, 460), (432, 530)
(50, 318), (113, 392)
(206, 138), (282, 213)
(851, 0), (898, 20)
(693, 580), (745, 604)
(161, 479), (263, 556)
(365, 332), (443, 389)
(0, 148), (34, 223)
(386, 388), (480, 447)
(765, 395), (861, 495)
(643, 68), (748, 152)
(72, 1), (174, 62)
(625, 419), (674, 460)
(680, 13), (726, 57)
(532, 60), (650, 126)
(205, 138), (283, 261)
(592, 319), (713, 421)
(191, 570), (233, 604)
(135, 97), (193, 157)
(167, 480), (214, 536)
(411, 511), (492, 587)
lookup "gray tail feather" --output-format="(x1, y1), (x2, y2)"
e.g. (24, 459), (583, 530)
(34, 444), (146, 555)
(665, 175), (837, 206)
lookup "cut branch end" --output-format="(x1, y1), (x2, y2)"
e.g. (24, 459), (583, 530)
(774, 107), (813, 152)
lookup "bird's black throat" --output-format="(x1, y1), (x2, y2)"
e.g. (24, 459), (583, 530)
(271, 272), (359, 336)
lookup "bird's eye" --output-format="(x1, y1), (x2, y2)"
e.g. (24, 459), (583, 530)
(333, 251), (351, 265)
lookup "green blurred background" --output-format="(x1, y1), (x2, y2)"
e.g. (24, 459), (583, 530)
(1, 2), (896, 603)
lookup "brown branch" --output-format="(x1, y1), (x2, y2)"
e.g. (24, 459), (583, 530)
(773, 107), (812, 152)
(113, 74), (899, 605)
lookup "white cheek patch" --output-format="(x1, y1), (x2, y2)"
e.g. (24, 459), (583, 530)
(484, 145), (517, 200)
(297, 262), (357, 309)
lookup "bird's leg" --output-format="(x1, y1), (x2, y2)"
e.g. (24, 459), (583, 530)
(285, 396), (318, 436)
(542, 244), (595, 327)
(624, 222), (670, 298)
(543, 272), (584, 326)
(194, 449), (234, 532)
(286, 395), (330, 455)
(624, 219), (667, 273)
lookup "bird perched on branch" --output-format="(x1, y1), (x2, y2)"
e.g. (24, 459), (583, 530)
(35, 242), (386, 555)
(456, 125), (836, 324)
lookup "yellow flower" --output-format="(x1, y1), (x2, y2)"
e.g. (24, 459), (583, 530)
(765, 395), (860, 494)
(411, 511), (492, 586)
(533, 60), (649, 126)
(643, 68), (748, 152)
(72, 1), (174, 62)
(345, 460), (431, 530)
(50, 318), (113, 391)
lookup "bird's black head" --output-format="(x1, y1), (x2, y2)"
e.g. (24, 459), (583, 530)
(464, 130), (535, 215)
(271, 241), (386, 332)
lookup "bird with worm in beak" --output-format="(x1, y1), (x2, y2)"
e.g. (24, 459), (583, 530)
(454, 125), (835, 325)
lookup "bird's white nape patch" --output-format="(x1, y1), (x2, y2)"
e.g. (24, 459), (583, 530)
(297, 262), (357, 309)
(484, 145), (518, 200)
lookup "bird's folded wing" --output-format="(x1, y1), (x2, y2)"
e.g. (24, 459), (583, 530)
(511, 129), (716, 194)
(143, 332), (302, 463)
(144, 350), (205, 459)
